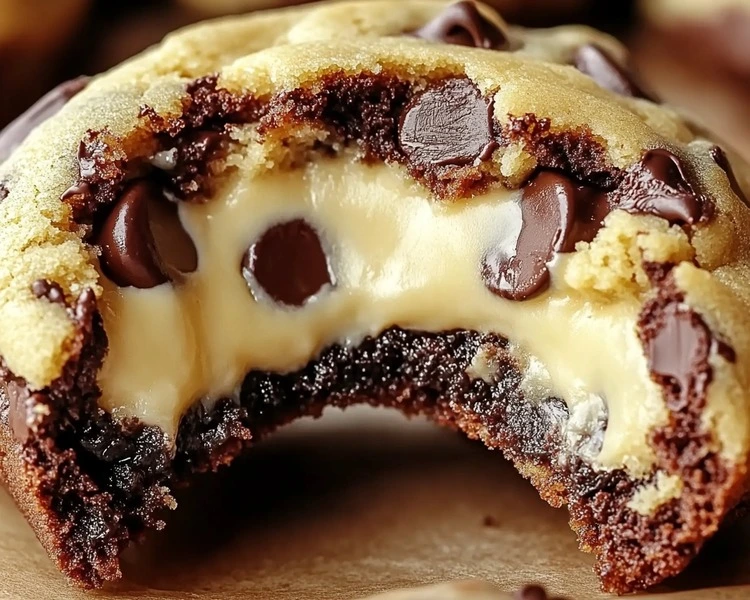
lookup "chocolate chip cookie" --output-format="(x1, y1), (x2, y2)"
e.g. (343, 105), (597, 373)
(1, 0), (749, 595)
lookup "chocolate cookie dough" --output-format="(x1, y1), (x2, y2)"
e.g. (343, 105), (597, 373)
(1, 0), (749, 595)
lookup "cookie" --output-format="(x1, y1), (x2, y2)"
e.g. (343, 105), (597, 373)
(634, 0), (750, 162)
(1, 0), (749, 595)
(176, 0), (589, 26)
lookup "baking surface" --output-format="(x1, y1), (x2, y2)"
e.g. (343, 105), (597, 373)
(1, 407), (749, 600)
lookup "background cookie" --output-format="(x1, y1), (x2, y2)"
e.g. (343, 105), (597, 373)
(633, 0), (750, 162)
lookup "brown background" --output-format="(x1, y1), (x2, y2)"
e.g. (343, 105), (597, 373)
(1, 408), (749, 600)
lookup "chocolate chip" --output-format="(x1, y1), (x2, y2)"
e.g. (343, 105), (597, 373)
(482, 171), (609, 301)
(31, 279), (66, 305)
(0, 76), (89, 164)
(96, 180), (198, 288)
(60, 181), (93, 203)
(61, 131), (123, 222)
(5, 380), (33, 444)
(0, 183), (8, 202)
(399, 79), (497, 168)
(514, 585), (559, 600)
(613, 149), (705, 225)
(645, 303), (711, 407)
(482, 514), (500, 527)
(413, 1), (508, 50)
(574, 44), (649, 99)
(710, 145), (748, 206)
(242, 219), (334, 307)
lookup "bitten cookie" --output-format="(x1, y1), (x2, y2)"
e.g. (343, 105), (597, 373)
(1, 0), (749, 595)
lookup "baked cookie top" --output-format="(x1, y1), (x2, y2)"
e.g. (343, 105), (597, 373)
(1, 0), (750, 483)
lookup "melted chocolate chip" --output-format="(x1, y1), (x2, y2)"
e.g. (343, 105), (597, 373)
(710, 145), (748, 205)
(0, 76), (89, 164)
(482, 171), (608, 301)
(242, 219), (334, 307)
(574, 44), (648, 99)
(31, 279), (66, 305)
(715, 338), (737, 364)
(61, 181), (93, 203)
(96, 180), (198, 288)
(5, 380), (32, 444)
(613, 149), (705, 224)
(645, 303), (711, 406)
(61, 131), (124, 222)
(413, 1), (508, 50)
(399, 79), (497, 168)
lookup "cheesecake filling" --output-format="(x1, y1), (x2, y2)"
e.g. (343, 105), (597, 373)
(98, 155), (665, 476)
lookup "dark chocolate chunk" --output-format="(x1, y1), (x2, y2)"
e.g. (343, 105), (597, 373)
(413, 1), (509, 50)
(31, 279), (66, 305)
(710, 145), (748, 206)
(242, 219), (334, 307)
(0, 76), (89, 164)
(0, 183), (7, 202)
(645, 303), (711, 406)
(613, 149), (705, 224)
(482, 171), (609, 301)
(399, 78), (497, 168)
(96, 180), (198, 288)
(574, 44), (648, 99)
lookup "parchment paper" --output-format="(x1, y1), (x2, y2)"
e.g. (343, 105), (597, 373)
(1, 408), (748, 600)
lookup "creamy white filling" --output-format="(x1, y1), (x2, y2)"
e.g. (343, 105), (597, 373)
(98, 157), (666, 475)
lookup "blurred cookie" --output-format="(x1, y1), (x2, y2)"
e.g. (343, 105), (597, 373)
(175, 0), (588, 25)
(634, 0), (750, 160)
